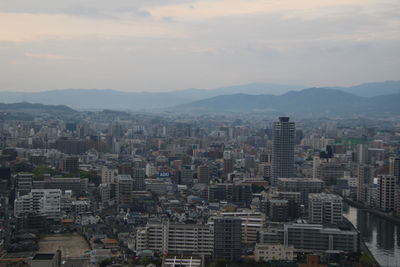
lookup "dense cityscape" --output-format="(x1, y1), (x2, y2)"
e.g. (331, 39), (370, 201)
(0, 109), (399, 267)
(1, 0), (399, 266)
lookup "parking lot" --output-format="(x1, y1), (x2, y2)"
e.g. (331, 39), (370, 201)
(38, 233), (90, 258)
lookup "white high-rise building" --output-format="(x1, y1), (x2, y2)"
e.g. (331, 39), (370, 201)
(271, 117), (295, 185)
(223, 151), (232, 160)
(136, 222), (214, 256)
(357, 165), (374, 205)
(308, 193), (343, 225)
(101, 167), (118, 184)
(377, 175), (396, 212)
(356, 144), (369, 164)
(312, 156), (321, 179)
(14, 189), (61, 219)
(145, 163), (157, 178)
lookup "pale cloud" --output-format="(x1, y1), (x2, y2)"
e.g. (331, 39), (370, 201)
(0, 12), (187, 43)
(0, 0), (399, 92)
(148, 0), (376, 21)
(25, 53), (84, 60)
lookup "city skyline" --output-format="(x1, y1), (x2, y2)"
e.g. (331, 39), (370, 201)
(1, 108), (400, 266)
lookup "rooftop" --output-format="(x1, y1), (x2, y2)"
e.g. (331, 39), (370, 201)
(309, 192), (342, 201)
(32, 253), (55, 260)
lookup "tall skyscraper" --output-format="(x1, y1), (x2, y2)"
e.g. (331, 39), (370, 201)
(272, 117), (295, 185)
(132, 168), (146, 191)
(197, 165), (210, 184)
(389, 157), (400, 182)
(116, 175), (133, 205)
(223, 158), (234, 175)
(180, 165), (194, 187)
(357, 164), (374, 205)
(356, 144), (369, 164)
(377, 175), (396, 212)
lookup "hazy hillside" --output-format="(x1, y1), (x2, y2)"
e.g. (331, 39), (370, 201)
(0, 89), (192, 110)
(0, 83), (301, 110)
(170, 83), (302, 100)
(0, 81), (398, 110)
(174, 88), (400, 117)
(0, 102), (77, 120)
(338, 81), (400, 97)
(0, 102), (76, 113)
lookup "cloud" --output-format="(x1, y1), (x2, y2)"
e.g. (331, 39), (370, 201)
(25, 53), (83, 60)
(114, 7), (151, 18)
(0, 12), (187, 43)
(0, 0), (196, 17)
(0, 0), (399, 92)
(61, 6), (108, 18)
(148, 0), (376, 21)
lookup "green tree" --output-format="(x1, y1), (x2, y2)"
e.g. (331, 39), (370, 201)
(79, 170), (100, 185)
(359, 255), (375, 266)
(32, 165), (55, 180)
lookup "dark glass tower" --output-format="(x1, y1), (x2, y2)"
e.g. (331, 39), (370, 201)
(213, 217), (242, 261)
(272, 117), (295, 185)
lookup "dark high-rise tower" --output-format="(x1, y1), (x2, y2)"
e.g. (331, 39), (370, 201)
(213, 217), (242, 261)
(389, 157), (400, 182)
(272, 117), (295, 185)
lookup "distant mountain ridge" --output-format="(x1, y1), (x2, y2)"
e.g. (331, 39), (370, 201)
(174, 88), (400, 117)
(0, 89), (190, 111)
(0, 102), (75, 113)
(335, 81), (400, 97)
(0, 81), (398, 111)
(0, 102), (77, 120)
(0, 83), (301, 110)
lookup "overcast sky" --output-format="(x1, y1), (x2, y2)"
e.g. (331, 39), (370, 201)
(0, 0), (399, 92)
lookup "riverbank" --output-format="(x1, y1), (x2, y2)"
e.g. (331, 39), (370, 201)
(344, 198), (400, 226)
(343, 217), (381, 267)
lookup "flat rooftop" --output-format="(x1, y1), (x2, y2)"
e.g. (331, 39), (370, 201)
(32, 253), (55, 260)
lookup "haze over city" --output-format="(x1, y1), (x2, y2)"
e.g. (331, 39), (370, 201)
(1, 0), (399, 92)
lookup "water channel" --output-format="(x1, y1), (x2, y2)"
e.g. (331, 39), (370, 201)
(343, 205), (400, 267)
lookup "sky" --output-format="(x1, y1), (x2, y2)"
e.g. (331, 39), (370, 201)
(0, 0), (399, 92)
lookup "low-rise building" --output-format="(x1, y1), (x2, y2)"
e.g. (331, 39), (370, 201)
(277, 178), (324, 205)
(254, 244), (295, 262)
(308, 193), (343, 225)
(210, 210), (265, 244)
(163, 256), (202, 267)
(14, 189), (61, 220)
(136, 222), (214, 256)
(259, 223), (359, 253)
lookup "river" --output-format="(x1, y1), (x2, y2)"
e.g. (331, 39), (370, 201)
(343, 204), (400, 267)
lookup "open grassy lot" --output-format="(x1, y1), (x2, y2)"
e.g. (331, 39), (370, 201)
(38, 233), (90, 258)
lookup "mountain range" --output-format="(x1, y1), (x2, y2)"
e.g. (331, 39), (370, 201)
(0, 81), (399, 117)
(0, 102), (77, 121)
(1, 81), (399, 111)
(0, 83), (301, 111)
(175, 88), (400, 116)
(0, 102), (75, 113)
(335, 81), (400, 97)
